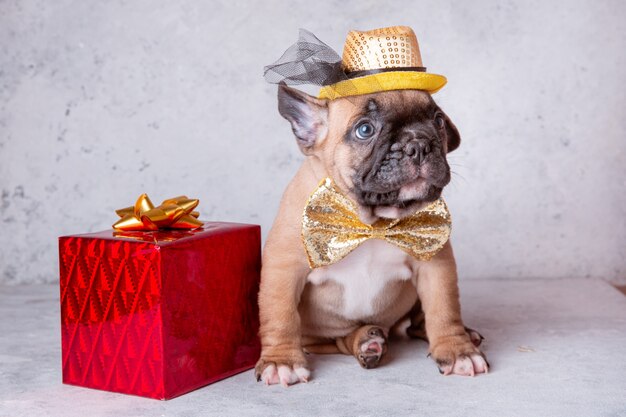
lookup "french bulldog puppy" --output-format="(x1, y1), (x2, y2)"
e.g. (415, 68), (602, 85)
(255, 85), (488, 386)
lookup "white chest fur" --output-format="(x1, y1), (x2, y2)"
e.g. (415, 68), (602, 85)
(307, 240), (415, 320)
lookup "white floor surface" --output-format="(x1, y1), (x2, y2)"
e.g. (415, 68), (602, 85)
(1, 278), (625, 417)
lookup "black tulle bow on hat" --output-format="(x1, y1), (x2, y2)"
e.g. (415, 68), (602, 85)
(263, 29), (349, 87)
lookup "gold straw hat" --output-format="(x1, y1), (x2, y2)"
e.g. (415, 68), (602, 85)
(263, 26), (447, 100)
(318, 26), (447, 100)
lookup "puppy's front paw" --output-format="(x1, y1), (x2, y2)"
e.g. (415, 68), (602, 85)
(254, 349), (310, 387)
(257, 362), (310, 387)
(429, 335), (489, 376)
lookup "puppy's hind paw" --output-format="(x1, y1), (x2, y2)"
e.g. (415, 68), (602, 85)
(464, 326), (485, 347)
(356, 326), (388, 369)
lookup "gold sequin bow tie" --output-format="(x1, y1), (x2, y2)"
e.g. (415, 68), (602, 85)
(302, 178), (452, 268)
(113, 193), (203, 231)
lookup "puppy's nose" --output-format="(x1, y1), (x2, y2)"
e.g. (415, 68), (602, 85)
(404, 139), (430, 164)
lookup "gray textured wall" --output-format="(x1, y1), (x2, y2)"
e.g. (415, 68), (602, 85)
(1, 0), (624, 285)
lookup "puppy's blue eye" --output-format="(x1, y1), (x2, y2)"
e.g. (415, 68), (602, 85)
(355, 122), (375, 139)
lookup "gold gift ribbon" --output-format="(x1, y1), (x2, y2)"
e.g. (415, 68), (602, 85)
(112, 193), (203, 231)
(302, 178), (451, 268)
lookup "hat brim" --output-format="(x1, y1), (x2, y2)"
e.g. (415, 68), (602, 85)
(318, 71), (447, 100)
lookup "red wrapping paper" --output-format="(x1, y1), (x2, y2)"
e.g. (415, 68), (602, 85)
(58, 223), (261, 399)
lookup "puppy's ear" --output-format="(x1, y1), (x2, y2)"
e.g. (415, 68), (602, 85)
(442, 113), (461, 153)
(277, 84), (328, 154)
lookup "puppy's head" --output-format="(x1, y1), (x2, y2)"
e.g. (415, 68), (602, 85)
(278, 85), (460, 222)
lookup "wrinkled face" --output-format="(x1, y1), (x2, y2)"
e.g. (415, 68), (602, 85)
(277, 86), (460, 222)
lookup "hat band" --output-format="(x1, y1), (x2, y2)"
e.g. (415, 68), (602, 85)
(345, 66), (427, 79)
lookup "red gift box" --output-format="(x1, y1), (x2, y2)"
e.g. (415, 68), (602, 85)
(58, 222), (261, 399)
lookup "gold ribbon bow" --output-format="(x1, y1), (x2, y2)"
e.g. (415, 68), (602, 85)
(302, 178), (451, 268)
(112, 193), (203, 231)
